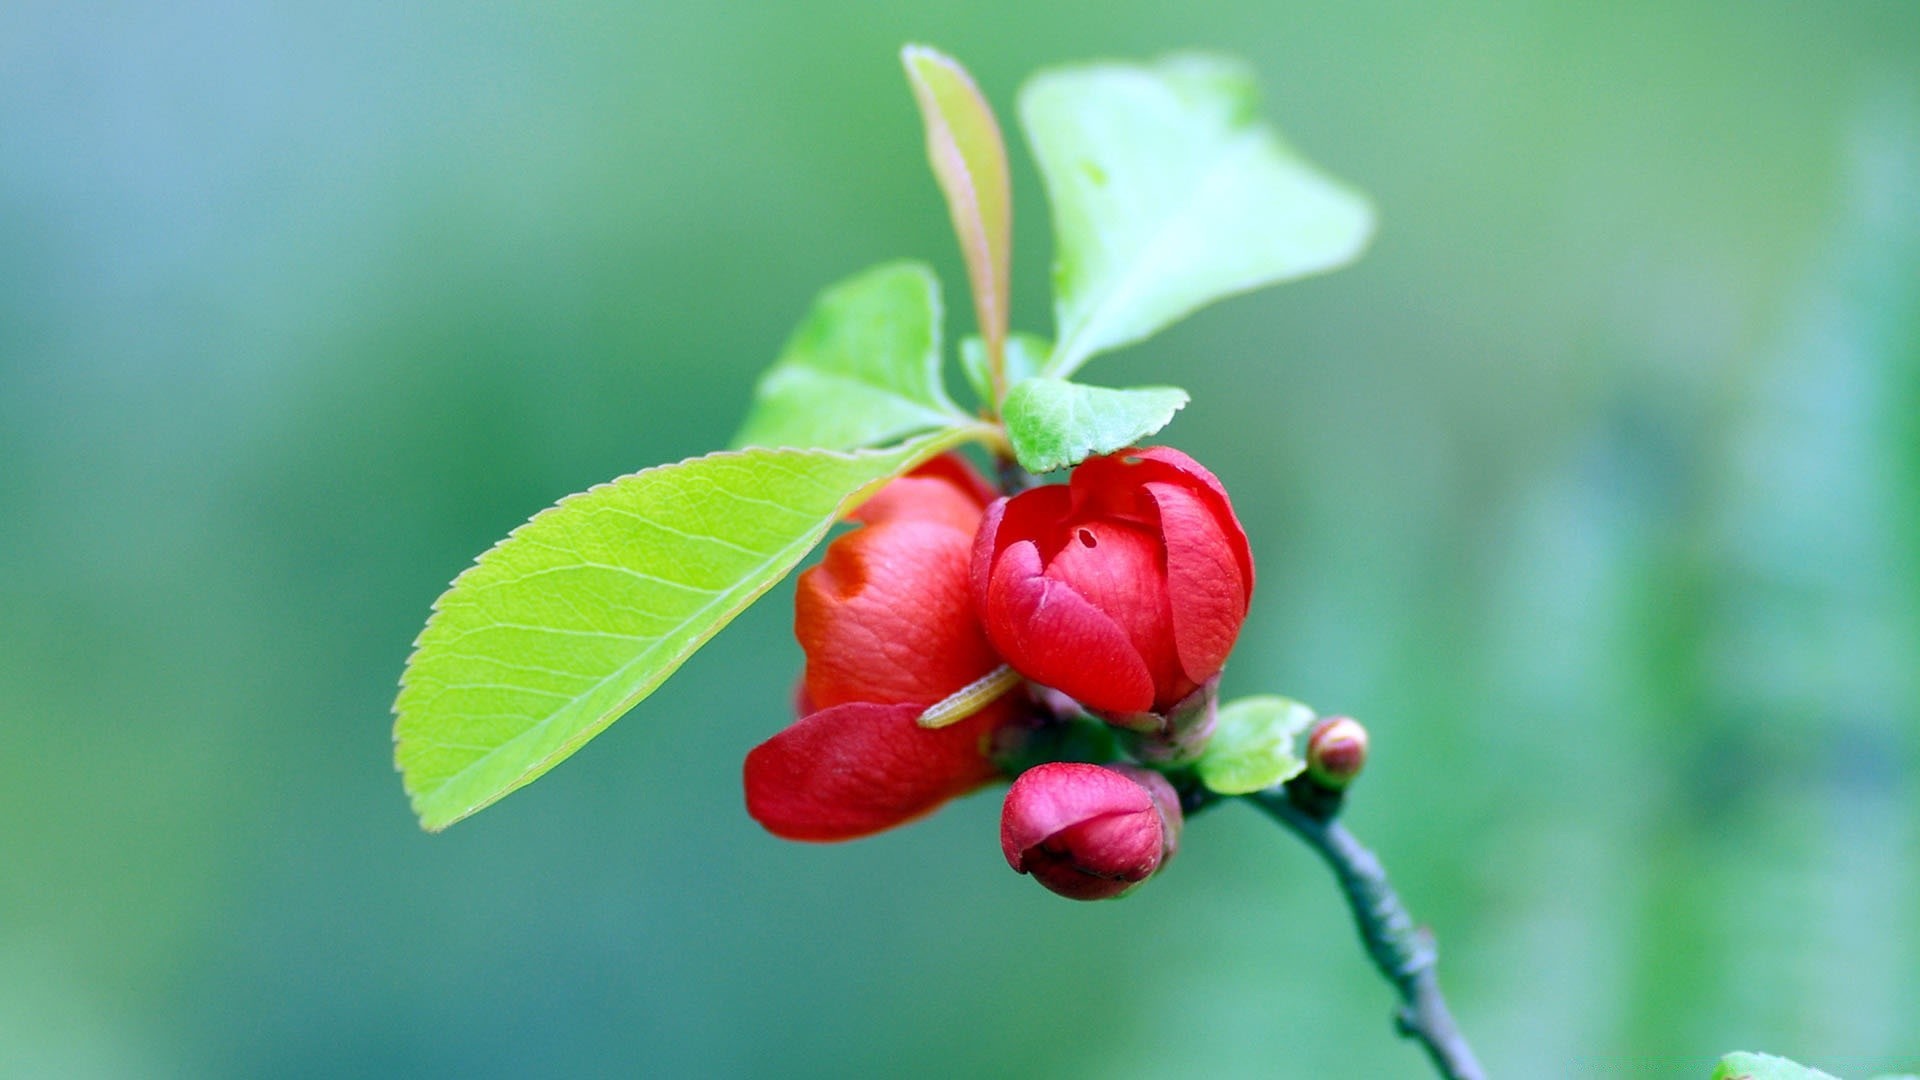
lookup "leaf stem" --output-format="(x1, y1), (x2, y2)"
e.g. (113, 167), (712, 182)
(1243, 780), (1485, 1080)
(986, 337), (1008, 418)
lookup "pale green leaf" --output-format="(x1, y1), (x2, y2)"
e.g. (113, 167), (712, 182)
(394, 428), (977, 831)
(1196, 695), (1316, 795)
(1020, 53), (1376, 376)
(1001, 376), (1188, 474)
(903, 45), (1014, 392)
(733, 261), (969, 451)
(1711, 1052), (1841, 1080)
(959, 332), (1046, 409)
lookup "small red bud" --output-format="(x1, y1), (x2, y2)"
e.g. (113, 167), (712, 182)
(1307, 715), (1368, 789)
(1000, 762), (1182, 901)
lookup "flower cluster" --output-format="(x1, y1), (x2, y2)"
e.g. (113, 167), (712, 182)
(743, 447), (1251, 899)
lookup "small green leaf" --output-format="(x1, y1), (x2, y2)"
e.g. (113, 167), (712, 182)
(1001, 376), (1188, 474)
(1020, 53), (1376, 377)
(1711, 1052), (1842, 1080)
(733, 261), (969, 452)
(1196, 695), (1316, 795)
(394, 428), (977, 831)
(902, 45), (1014, 394)
(960, 333), (1046, 409)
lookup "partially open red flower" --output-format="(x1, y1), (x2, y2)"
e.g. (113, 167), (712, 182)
(745, 455), (1018, 842)
(1001, 762), (1182, 900)
(972, 447), (1253, 717)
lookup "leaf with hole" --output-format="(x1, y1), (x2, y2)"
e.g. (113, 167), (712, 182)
(1020, 53), (1375, 376)
(733, 261), (970, 452)
(394, 428), (977, 830)
(1001, 376), (1188, 474)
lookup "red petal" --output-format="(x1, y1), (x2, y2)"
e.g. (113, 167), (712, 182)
(797, 518), (998, 708)
(1041, 518), (1188, 706)
(981, 539), (1155, 714)
(1146, 480), (1247, 687)
(969, 496), (1009, 613)
(744, 700), (1007, 842)
(999, 762), (1156, 870)
(905, 452), (998, 508)
(1126, 447), (1254, 600)
(969, 485), (1074, 609)
(1065, 453), (1160, 527)
(850, 474), (983, 532)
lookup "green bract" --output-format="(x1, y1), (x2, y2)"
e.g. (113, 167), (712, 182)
(1002, 377), (1188, 474)
(1020, 54), (1376, 377)
(1196, 695), (1317, 795)
(732, 262), (970, 452)
(394, 430), (974, 830)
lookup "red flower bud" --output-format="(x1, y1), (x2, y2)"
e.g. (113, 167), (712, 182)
(972, 447), (1253, 717)
(1001, 762), (1182, 900)
(1306, 715), (1368, 789)
(745, 455), (1018, 842)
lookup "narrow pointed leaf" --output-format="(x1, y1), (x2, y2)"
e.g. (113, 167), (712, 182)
(733, 261), (969, 451)
(959, 332), (1047, 409)
(1002, 376), (1188, 474)
(902, 45), (1013, 391)
(1196, 695), (1316, 795)
(1020, 54), (1376, 376)
(395, 429), (974, 831)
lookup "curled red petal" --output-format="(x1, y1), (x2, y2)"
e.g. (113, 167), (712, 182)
(981, 539), (1155, 715)
(1040, 517), (1188, 707)
(1145, 479), (1246, 687)
(970, 485), (1075, 614)
(744, 699), (1008, 842)
(1125, 446), (1254, 600)
(969, 495), (1009, 614)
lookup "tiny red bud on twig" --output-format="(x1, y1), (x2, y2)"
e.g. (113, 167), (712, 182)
(1307, 715), (1369, 789)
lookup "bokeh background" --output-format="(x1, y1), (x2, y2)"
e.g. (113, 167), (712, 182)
(5, 1), (1918, 1076)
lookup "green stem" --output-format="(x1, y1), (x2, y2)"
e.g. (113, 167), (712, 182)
(1244, 781), (1485, 1080)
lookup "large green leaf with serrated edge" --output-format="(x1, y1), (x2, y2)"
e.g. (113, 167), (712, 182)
(1196, 695), (1316, 795)
(1002, 376), (1188, 474)
(1710, 1052), (1840, 1080)
(1020, 54), (1376, 377)
(394, 428), (976, 830)
(732, 261), (971, 451)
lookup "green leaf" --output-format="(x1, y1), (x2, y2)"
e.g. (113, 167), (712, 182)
(1001, 376), (1188, 474)
(1711, 1052), (1842, 1080)
(732, 261), (970, 452)
(959, 332), (1046, 409)
(902, 45), (1014, 392)
(394, 428), (977, 831)
(1019, 53), (1376, 377)
(1196, 695), (1316, 795)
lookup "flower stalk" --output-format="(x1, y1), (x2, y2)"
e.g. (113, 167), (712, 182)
(1245, 777), (1485, 1080)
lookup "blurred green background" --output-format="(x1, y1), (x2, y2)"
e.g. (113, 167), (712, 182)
(4, 1), (1918, 1076)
